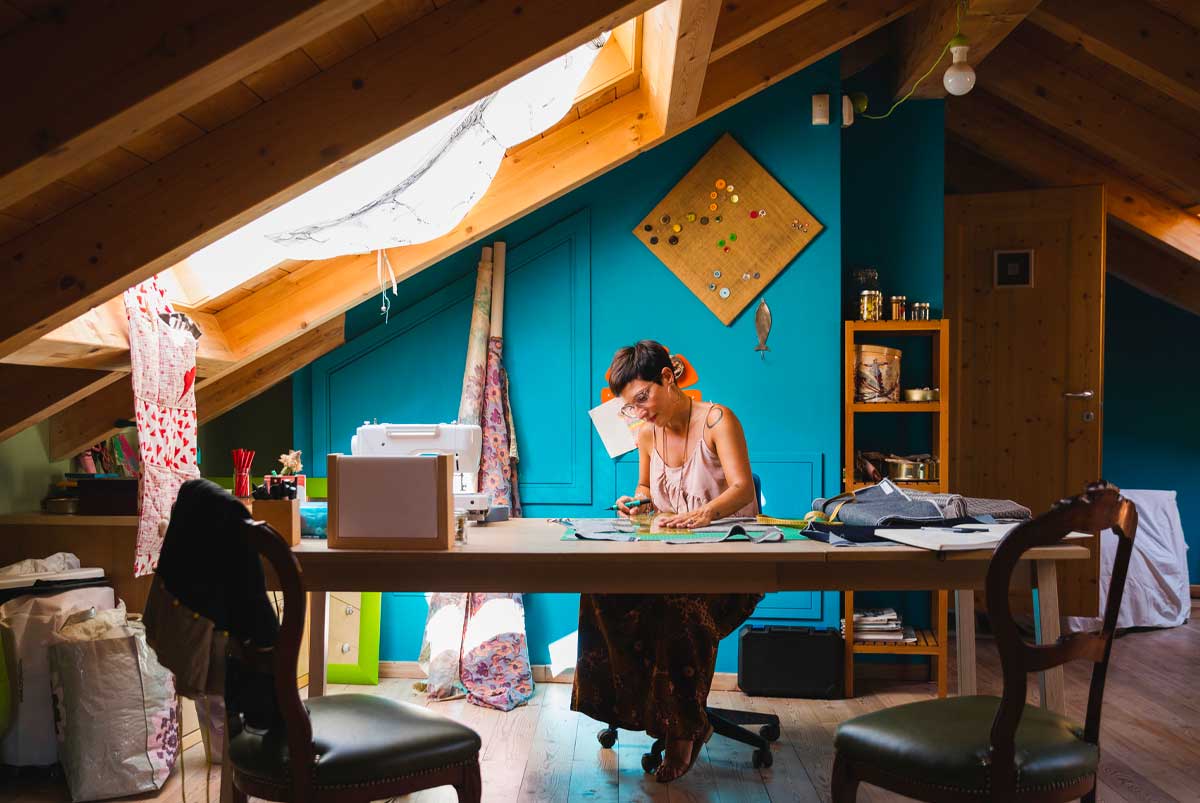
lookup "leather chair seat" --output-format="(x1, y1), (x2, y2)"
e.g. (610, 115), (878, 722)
(230, 694), (482, 790)
(834, 695), (1097, 794)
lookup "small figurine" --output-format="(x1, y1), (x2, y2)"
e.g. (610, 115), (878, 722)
(278, 449), (303, 475)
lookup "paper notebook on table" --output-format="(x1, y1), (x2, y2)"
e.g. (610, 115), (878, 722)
(874, 523), (1090, 552)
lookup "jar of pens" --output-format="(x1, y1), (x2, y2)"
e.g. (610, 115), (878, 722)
(232, 448), (255, 499)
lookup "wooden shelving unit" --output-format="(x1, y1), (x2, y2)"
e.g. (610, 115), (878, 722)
(842, 319), (952, 698)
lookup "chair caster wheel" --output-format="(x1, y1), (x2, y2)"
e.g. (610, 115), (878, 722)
(597, 728), (617, 748)
(641, 752), (661, 773)
(759, 723), (780, 742)
(752, 748), (773, 769)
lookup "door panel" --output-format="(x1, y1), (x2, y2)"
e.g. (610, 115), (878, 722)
(945, 186), (1105, 616)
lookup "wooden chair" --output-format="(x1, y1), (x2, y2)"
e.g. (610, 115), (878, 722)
(831, 481), (1138, 802)
(229, 519), (482, 803)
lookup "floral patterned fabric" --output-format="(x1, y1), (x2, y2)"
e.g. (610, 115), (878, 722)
(572, 593), (762, 739)
(479, 336), (521, 513)
(125, 278), (200, 577)
(419, 250), (532, 711)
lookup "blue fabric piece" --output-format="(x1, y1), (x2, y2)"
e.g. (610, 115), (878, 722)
(813, 480), (945, 527)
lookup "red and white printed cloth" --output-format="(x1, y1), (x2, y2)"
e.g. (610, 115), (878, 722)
(124, 278), (200, 577)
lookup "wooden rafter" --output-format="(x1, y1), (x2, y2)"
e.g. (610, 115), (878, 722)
(981, 32), (1200, 204)
(707, 0), (826, 63)
(947, 91), (1200, 264)
(1030, 0), (1200, 115)
(0, 0), (658, 361)
(1107, 225), (1200, 318)
(0, 0), (382, 210)
(0, 366), (122, 443)
(891, 0), (1040, 101)
(698, 0), (922, 119)
(47, 315), (345, 461)
(2, 298), (234, 375)
(641, 0), (722, 134)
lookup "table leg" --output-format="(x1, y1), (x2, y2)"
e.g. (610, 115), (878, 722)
(309, 590), (328, 698)
(219, 726), (233, 803)
(1035, 559), (1066, 714)
(954, 589), (977, 696)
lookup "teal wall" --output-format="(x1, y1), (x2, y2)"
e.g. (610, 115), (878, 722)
(292, 55), (950, 673)
(1103, 277), (1198, 581)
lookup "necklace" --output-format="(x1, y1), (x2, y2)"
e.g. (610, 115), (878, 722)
(657, 392), (693, 467)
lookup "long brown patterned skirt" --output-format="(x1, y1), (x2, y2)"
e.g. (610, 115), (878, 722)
(571, 593), (763, 740)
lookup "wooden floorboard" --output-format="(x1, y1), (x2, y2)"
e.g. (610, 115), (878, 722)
(2, 610), (1197, 802)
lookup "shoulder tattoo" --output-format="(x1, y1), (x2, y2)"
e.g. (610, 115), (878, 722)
(706, 405), (724, 429)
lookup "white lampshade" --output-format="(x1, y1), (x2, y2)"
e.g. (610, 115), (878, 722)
(943, 44), (976, 96)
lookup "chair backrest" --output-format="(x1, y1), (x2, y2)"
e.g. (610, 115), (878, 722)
(984, 481), (1138, 797)
(237, 519), (315, 801)
(752, 472), (763, 514)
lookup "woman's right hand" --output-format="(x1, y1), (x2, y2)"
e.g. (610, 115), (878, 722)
(614, 495), (636, 517)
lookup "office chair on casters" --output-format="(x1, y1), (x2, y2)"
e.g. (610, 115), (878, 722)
(596, 474), (781, 771)
(831, 482), (1138, 802)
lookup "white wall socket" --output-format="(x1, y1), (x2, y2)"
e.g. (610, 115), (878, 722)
(812, 93), (830, 125)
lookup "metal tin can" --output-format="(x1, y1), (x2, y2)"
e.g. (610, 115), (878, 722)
(859, 290), (883, 321)
(889, 295), (907, 321)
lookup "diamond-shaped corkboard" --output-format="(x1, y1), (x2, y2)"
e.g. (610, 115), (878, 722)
(633, 133), (822, 325)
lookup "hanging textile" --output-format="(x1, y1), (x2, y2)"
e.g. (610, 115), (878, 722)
(124, 278), (201, 577)
(418, 244), (533, 711)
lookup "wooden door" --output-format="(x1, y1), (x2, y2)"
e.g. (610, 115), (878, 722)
(945, 186), (1105, 616)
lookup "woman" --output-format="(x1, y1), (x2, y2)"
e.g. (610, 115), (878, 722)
(571, 340), (763, 782)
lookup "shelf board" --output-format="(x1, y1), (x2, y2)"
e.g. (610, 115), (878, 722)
(852, 401), (943, 413)
(846, 320), (945, 333)
(848, 479), (944, 491)
(849, 628), (942, 655)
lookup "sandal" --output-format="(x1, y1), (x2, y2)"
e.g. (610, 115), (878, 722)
(655, 724), (714, 783)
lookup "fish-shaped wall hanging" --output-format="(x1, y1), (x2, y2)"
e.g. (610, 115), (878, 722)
(754, 298), (772, 359)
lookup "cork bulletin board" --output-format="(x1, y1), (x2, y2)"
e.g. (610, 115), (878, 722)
(633, 133), (823, 324)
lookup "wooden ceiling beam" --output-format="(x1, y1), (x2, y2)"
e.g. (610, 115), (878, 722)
(0, 0), (657, 362)
(947, 90), (1200, 263)
(981, 33), (1200, 203)
(0, 366), (122, 443)
(1107, 224), (1200, 318)
(46, 315), (345, 461)
(707, 0), (826, 63)
(1030, 0), (1200, 115)
(698, 0), (922, 119)
(0, 0), (382, 210)
(1, 298), (235, 376)
(892, 0), (1040, 101)
(641, 0), (722, 134)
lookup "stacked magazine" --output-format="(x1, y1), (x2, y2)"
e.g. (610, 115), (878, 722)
(840, 607), (918, 644)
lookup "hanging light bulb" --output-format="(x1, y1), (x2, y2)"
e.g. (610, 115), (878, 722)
(943, 34), (976, 96)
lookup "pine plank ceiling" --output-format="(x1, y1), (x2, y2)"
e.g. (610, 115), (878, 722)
(0, 0), (1197, 454)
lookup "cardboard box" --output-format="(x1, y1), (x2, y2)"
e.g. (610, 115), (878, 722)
(326, 454), (453, 550)
(252, 499), (301, 547)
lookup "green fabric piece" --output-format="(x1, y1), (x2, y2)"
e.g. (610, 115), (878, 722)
(834, 695), (1097, 792)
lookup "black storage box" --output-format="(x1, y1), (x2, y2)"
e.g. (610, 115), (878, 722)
(738, 624), (844, 698)
(75, 477), (139, 515)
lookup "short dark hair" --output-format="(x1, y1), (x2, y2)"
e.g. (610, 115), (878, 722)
(608, 340), (672, 395)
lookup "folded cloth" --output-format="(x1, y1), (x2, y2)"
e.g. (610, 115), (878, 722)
(905, 490), (1031, 520)
(0, 552), (81, 576)
(813, 479), (945, 527)
(663, 525), (784, 545)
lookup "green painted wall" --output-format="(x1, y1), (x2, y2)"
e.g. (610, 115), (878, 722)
(0, 423), (71, 515)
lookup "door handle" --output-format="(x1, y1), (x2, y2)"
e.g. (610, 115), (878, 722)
(1063, 390), (1094, 399)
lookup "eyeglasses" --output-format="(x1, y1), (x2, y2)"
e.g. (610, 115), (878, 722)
(619, 386), (653, 419)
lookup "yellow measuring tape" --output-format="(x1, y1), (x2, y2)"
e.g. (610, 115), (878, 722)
(756, 489), (857, 528)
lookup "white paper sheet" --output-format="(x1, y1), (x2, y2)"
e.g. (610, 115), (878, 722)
(588, 397), (639, 458)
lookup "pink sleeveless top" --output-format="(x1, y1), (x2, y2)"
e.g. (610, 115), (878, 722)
(648, 403), (759, 517)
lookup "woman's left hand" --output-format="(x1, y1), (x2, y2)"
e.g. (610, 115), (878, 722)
(657, 506), (715, 529)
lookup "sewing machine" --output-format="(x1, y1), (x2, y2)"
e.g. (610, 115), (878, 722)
(350, 423), (495, 520)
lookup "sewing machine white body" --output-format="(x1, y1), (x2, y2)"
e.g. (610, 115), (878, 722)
(350, 423), (492, 517)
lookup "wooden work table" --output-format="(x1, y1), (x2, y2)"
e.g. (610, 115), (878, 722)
(293, 518), (1089, 715)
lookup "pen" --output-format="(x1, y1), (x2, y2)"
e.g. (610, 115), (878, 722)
(607, 498), (651, 510)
